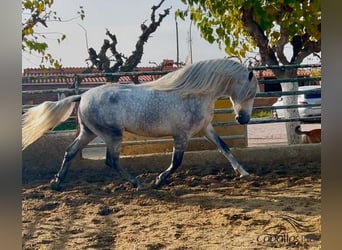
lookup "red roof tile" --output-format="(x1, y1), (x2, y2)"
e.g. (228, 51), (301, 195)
(23, 61), (313, 85)
(22, 64), (179, 84)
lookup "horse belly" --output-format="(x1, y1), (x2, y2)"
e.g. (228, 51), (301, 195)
(127, 111), (210, 138)
(122, 108), (175, 137)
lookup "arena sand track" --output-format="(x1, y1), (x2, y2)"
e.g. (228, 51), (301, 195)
(22, 160), (320, 250)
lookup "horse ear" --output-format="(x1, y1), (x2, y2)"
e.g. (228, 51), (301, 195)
(248, 71), (254, 81)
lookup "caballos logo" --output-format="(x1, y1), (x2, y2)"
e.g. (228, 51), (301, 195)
(257, 232), (310, 244)
(256, 214), (320, 247)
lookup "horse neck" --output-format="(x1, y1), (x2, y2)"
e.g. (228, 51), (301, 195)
(210, 83), (234, 101)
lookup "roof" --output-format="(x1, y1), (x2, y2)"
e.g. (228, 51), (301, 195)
(22, 60), (180, 84)
(22, 60), (314, 84)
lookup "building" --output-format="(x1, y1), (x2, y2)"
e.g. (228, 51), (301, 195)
(22, 59), (179, 105)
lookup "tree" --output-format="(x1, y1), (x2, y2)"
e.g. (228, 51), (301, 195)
(177, 0), (321, 144)
(84, 0), (171, 83)
(22, 0), (85, 68)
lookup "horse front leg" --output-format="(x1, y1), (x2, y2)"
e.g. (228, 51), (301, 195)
(203, 124), (249, 177)
(153, 135), (187, 188)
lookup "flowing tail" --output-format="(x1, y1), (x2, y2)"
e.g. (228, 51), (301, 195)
(22, 95), (81, 150)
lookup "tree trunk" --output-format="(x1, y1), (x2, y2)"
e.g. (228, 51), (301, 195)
(280, 81), (301, 144)
(279, 68), (301, 144)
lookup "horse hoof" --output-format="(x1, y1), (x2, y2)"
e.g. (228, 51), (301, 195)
(239, 172), (249, 177)
(239, 173), (253, 181)
(151, 180), (162, 189)
(234, 168), (250, 178)
(134, 182), (144, 191)
(129, 179), (144, 190)
(49, 179), (61, 191)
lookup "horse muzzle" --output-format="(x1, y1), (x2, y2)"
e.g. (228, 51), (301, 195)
(235, 111), (250, 124)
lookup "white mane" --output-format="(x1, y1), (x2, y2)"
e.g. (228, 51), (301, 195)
(144, 58), (249, 97)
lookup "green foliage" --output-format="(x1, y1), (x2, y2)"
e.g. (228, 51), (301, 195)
(53, 123), (76, 131)
(251, 110), (272, 119)
(177, 0), (321, 62)
(22, 0), (85, 68)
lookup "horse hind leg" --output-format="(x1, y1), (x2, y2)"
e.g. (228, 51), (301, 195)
(50, 127), (96, 190)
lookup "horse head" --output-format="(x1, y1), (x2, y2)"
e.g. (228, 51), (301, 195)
(230, 71), (259, 125)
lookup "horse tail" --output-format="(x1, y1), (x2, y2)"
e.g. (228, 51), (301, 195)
(22, 95), (81, 150)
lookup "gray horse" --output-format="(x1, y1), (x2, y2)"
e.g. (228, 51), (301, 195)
(22, 58), (259, 190)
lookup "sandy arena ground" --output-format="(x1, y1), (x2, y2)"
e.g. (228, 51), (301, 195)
(22, 122), (321, 249)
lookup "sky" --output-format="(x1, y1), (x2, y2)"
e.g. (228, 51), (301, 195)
(22, 0), (229, 70)
(22, 0), (320, 71)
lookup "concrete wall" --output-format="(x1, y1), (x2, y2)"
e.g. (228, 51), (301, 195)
(22, 131), (320, 179)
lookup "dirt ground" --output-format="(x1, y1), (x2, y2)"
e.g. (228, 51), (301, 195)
(22, 158), (321, 250)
